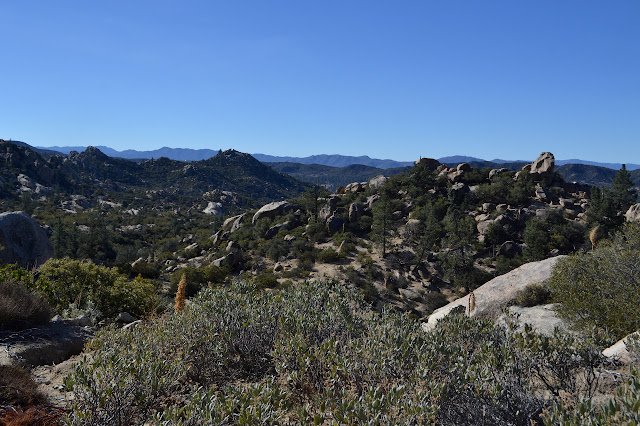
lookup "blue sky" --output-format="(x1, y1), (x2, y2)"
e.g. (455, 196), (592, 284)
(1, 1), (638, 162)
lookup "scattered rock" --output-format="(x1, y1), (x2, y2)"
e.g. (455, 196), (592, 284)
(226, 241), (240, 253)
(489, 168), (509, 179)
(365, 194), (380, 210)
(450, 182), (469, 194)
(319, 196), (341, 221)
(273, 262), (284, 272)
(115, 312), (135, 324)
(482, 203), (496, 213)
(558, 198), (574, 208)
(222, 214), (245, 231)
(535, 185), (549, 202)
(0, 211), (54, 268)
(498, 241), (522, 258)
(265, 221), (294, 239)
(345, 182), (366, 193)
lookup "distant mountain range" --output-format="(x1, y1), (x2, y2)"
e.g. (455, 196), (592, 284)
(31, 144), (639, 171)
(1, 140), (638, 200)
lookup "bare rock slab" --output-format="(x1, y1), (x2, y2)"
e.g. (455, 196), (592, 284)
(422, 256), (563, 332)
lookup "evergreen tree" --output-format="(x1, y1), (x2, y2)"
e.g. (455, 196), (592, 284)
(610, 164), (637, 213)
(371, 187), (395, 257)
(300, 184), (330, 222)
(413, 205), (443, 263)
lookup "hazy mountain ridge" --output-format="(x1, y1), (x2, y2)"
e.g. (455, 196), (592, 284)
(35, 144), (640, 172)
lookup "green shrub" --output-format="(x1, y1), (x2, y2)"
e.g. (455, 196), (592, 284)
(543, 366), (640, 425)
(515, 283), (551, 307)
(422, 291), (449, 314)
(65, 280), (609, 425)
(35, 258), (160, 318)
(548, 222), (640, 340)
(168, 264), (227, 297)
(316, 247), (341, 263)
(0, 278), (52, 330)
(253, 271), (279, 289)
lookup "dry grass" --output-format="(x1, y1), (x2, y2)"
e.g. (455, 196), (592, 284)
(0, 406), (66, 426)
(0, 366), (65, 425)
(0, 279), (52, 330)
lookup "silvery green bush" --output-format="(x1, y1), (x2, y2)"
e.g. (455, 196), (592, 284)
(65, 280), (615, 425)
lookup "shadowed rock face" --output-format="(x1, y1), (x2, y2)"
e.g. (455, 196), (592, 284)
(0, 211), (54, 268)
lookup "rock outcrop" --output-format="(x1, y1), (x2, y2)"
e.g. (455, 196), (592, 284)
(368, 175), (388, 190)
(203, 201), (224, 215)
(529, 152), (555, 179)
(422, 256), (563, 331)
(252, 201), (298, 224)
(625, 204), (640, 222)
(496, 304), (571, 337)
(0, 321), (94, 367)
(327, 216), (346, 235)
(0, 211), (54, 268)
(415, 157), (441, 170)
(603, 331), (640, 364)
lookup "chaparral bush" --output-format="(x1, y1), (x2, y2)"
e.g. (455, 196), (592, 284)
(63, 280), (614, 425)
(548, 221), (640, 341)
(34, 258), (160, 319)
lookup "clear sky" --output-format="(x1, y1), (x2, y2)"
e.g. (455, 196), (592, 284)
(1, 1), (639, 162)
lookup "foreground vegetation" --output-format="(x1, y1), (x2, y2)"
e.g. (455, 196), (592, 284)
(59, 280), (637, 425)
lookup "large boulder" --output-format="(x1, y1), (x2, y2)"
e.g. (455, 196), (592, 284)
(345, 182), (367, 193)
(0, 211), (54, 268)
(415, 157), (441, 171)
(222, 213), (244, 231)
(203, 201), (224, 215)
(327, 216), (346, 236)
(0, 321), (93, 367)
(319, 196), (341, 221)
(422, 256), (563, 331)
(603, 331), (640, 364)
(252, 201), (298, 224)
(625, 204), (640, 222)
(264, 221), (295, 239)
(496, 304), (572, 337)
(529, 152), (555, 179)
(368, 175), (388, 190)
(348, 203), (364, 222)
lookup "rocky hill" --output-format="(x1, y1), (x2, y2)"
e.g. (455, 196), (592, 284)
(0, 140), (308, 209)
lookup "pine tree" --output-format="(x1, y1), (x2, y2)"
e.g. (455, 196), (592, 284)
(371, 188), (394, 258)
(610, 164), (637, 213)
